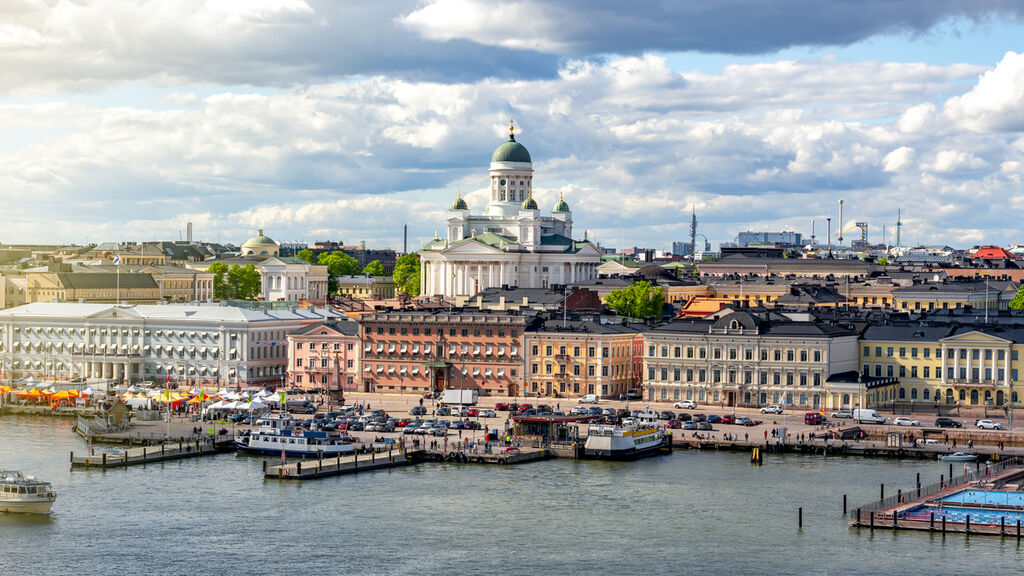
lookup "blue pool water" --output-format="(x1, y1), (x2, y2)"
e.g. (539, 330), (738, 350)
(938, 489), (1024, 506)
(901, 505), (1024, 525)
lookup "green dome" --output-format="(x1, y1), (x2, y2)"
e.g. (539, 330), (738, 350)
(451, 194), (468, 210)
(521, 196), (538, 210)
(491, 134), (532, 163)
(553, 193), (570, 213)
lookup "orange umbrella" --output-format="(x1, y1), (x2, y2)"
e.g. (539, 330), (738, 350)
(0, 385), (14, 394)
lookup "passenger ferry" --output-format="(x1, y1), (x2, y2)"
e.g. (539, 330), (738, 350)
(584, 409), (666, 460)
(1, 470), (58, 514)
(235, 414), (356, 458)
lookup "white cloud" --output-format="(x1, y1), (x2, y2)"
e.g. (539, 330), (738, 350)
(898, 103), (936, 133)
(925, 149), (989, 173)
(883, 146), (916, 172)
(945, 51), (1024, 132)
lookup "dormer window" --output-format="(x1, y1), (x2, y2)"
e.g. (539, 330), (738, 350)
(730, 320), (740, 330)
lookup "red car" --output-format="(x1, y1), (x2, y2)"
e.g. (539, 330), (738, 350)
(494, 402), (510, 411)
(395, 418), (411, 427)
(518, 403), (533, 411)
(721, 415), (736, 425)
(467, 408), (479, 417)
(666, 419), (681, 429)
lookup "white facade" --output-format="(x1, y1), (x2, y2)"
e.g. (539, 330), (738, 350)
(420, 127), (601, 297)
(258, 258), (329, 302)
(0, 303), (337, 386)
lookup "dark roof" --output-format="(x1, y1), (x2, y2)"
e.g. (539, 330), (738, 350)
(861, 325), (953, 342)
(56, 273), (157, 289)
(527, 318), (640, 335)
(650, 310), (856, 338)
(292, 319), (359, 337)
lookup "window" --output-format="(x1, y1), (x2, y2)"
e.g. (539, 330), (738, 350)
(887, 347), (894, 358)
(674, 347), (681, 358)
(799, 350), (807, 362)
(296, 342), (303, 350)
(673, 368), (681, 381)
(899, 365), (906, 377)
(661, 346), (669, 357)
(546, 345), (553, 356)
(531, 363), (538, 374)
(875, 347), (881, 357)
(863, 346), (870, 357)
(686, 347), (694, 358)
(713, 348), (722, 360)
(648, 367), (655, 380)
(911, 366), (918, 378)
(648, 345), (655, 357)
(923, 348), (930, 358)
(813, 350), (821, 363)
(573, 365), (581, 376)
(661, 368), (669, 380)
(923, 366), (930, 378)
(899, 347), (906, 358)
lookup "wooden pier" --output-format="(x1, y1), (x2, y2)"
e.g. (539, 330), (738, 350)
(264, 448), (409, 480)
(70, 437), (232, 469)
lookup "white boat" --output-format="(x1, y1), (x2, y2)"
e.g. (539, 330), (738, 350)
(0, 470), (57, 514)
(939, 452), (977, 462)
(235, 414), (356, 458)
(585, 410), (666, 460)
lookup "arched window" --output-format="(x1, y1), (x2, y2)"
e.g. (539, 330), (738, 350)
(910, 388), (917, 400)
(898, 387), (906, 400)
(970, 390), (979, 405)
(923, 388), (930, 401)
(997, 390), (1005, 405)
(1013, 391), (1019, 404)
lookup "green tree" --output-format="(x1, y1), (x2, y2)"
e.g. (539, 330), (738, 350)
(208, 262), (230, 299)
(317, 251), (361, 294)
(605, 281), (665, 320)
(228, 264), (261, 300)
(393, 253), (421, 296)
(296, 249), (315, 263)
(876, 257), (889, 266)
(1010, 285), (1024, 311)
(363, 259), (385, 276)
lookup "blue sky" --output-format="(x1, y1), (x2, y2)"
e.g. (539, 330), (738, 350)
(1, 1), (1023, 251)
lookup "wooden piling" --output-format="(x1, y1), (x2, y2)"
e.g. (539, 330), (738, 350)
(843, 494), (847, 515)
(798, 507), (802, 528)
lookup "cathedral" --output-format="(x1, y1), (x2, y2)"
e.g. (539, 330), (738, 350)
(419, 121), (602, 297)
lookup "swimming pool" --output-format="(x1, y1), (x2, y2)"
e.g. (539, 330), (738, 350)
(900, 505), (1024, 525)
(938, 489), (1024, 506)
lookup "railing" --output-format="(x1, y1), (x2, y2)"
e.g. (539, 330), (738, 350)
(853, 457), (1022, 515)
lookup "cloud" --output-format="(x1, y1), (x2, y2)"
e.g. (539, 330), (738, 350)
(883, 146), (916, 172)
(945, 51), (1024, 132)
(400, 0), (1024, 55)
(0, 50), (1021, 249)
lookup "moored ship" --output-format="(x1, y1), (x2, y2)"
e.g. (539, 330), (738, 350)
(584, 411), (666, 460)
(1, 470), (58, 514)
(235, 415), (356, 458)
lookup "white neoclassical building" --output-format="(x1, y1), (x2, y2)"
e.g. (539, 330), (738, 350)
(420, 122), (602, 297)
(258, 257), (329, 302)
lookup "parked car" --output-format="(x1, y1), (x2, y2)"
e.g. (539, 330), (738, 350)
(616, 408), (631, 418)
(682, 421), (698, 430)
(804, 412), (825, 425)
(602, 408), (617, 416)
(893, 417), (921, 427)
(935, 417), (963, 428)
(696, 422), (713, 431)
(691, 413), (706, 422)
(463, 420), (483, 430)
(478, 409), (496, 418)
(831, 410), (853, 419)
(395, 418), (411, 427)
(735, 417), (754, 426)
(466, 408), (479, 417)
(673, 399), (698, 409)
(976, 419), (1003, 430)
(577, 394), (600, 404)
(348, 422), (364, 431)
(666, 419), (681, 429)
(436, 407), (451, 416)
(409, 406), (426, 416)
(761, 405), (783, 414)
(659, 411), (676, 420)
(721, 415), (736, 425)
(676, 413), (692, 422)
(494, 402), (510, 411)
(587, 407), (603, 416)
(706, 415), (722, 424)
(571, 406), (590, 415)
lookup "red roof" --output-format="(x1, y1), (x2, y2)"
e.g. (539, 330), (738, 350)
(972, 246), (1017, 260)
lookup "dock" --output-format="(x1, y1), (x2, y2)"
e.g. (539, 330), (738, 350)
(264, 448), (409, 480)
(850, 457), (1024, 536)
(70, 437), (233, 469)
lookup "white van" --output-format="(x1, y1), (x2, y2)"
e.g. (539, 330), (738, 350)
(577, 394), (600, 404)
(852, 409), (885, 424)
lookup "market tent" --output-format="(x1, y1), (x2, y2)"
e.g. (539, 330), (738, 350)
(81, 387), (99, 395)
(17, 376), (41, 384)
(0, 385), (15, 394)
(51, 390), (80, 400)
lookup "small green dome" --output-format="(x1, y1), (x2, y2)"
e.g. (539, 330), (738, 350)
(553, 193), (570, 213)
(521, 196), (538, 210)
(450, 193), (468, 210)
(491, 134), (532, 163)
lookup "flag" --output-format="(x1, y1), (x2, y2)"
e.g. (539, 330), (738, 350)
(281, 391), (287, 403)
(113, 255), (120, 265)
(247, 391), (253, 403)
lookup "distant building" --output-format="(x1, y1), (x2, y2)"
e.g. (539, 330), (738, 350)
(671, 241), (693, 257)
(336, 275), (396, 300)
(737, 231), (803, 247)
(240, 230), (280, 257)
(286, 319), (361, 393)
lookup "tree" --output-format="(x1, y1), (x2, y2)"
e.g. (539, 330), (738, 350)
(296, 249), (315, 263)
(1010, 285), (1024, 311)
(317, 251), (361, 294)
(363, 259), (385, 277)
(877, 257), (889, 266)
(227, 264), (261, 300)
(605, 281), (665, 320)
(208, 262), (230, 299)
(393, 253), (421, 296)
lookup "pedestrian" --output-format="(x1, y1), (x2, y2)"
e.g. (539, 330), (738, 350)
(763, 429), (768, 440)
(744, 433), (748, 442)
(969, 439), (973, 449)
(952, 438), (957, 449)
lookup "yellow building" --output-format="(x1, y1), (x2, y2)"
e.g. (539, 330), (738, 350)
(337, 275), (395, 300)
(523, 319), (641, 399)
(850, 325), (1024, 410)
(892, 280), (1017, 312)
(26, 272), (161, 304)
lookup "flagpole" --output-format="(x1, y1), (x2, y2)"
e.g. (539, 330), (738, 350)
(166, 374), (171, 438)
(115, 248), (121, 306)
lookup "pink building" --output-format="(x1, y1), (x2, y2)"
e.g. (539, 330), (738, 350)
(286, 320), (361, 395)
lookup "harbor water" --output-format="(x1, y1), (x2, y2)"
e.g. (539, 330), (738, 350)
(2, 414), (1023, 575)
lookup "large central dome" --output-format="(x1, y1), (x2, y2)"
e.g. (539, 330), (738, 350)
(491, 133), (532, 163)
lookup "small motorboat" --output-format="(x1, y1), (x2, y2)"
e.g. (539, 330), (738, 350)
(939, 452), (977, 462)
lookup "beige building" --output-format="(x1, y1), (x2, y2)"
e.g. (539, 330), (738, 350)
(26, 272), (162, 304)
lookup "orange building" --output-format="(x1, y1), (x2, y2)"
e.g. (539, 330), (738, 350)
(286, 319), (361, 395)
(358, 310), (528, 396)
(523, 318), (642, 399)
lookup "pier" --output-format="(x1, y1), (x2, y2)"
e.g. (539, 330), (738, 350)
(264, 448), (409, 479)
(70, 437), (233, 469)
(850, 457), (1024, 536)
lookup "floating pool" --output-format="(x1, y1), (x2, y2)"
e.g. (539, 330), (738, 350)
(938, 489), (1024, 507)
(900, 505), (1024, 525)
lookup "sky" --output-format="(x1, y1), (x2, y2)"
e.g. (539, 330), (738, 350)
(2, 1), (1024, 252)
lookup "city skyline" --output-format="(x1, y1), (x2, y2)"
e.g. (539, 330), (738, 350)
(2, 2), (1023, 250)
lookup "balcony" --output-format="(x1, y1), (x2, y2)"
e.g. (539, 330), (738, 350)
(554, 354), (570, 361)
